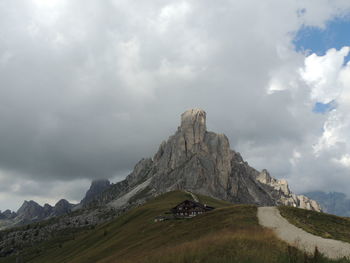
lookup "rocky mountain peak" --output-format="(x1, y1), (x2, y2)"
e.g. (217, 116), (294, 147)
(180, 108), (207, 143)
(52, 199), (73, 216)
(17, 200), (45, 220)
(0, 209), (16, 219)
(17, 200), (39, 211)
(256, 169), (291, 196)
(180, 108), (206, 127)
(84, 109), (321, 212)
(80, 179), (111, 205)
(54, 199), (71, 209)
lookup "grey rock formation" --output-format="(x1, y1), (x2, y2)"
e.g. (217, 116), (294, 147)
(43, 204), (53, 216)
(52, 199), (73, 216)
(16, 200), (46, 221)
(0, 210), (16, 220)
(90, 109), (321, 211)
(84, 159), (154, 209)
(0, 199), (75, 230)
(256, 170), (321, 211)
(80, 179), (111, 206)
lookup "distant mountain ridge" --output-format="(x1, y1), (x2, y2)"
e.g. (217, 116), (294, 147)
(0, 198), (75, 228)
(0, 178), (112, 229)
(303, 191), (350, 217)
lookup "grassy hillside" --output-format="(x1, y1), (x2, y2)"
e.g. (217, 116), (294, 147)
(2, 192), (350, 263)
(279, 206), (350, 243)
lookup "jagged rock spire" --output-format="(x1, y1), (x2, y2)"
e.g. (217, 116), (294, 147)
(180, 108), (206, 142)
(179, 109), (207, 153)
(88, 108), (322, 212)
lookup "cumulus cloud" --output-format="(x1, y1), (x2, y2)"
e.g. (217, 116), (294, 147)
(1, 0), (350, 210)
(283, 47), (350, 194)
(300, 47), (350, 103)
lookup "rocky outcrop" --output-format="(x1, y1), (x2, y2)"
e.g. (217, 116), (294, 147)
(80, 179), (111, 206)
(0, 199), (75, 229)
(0, 205), (119, 258)
(0, 210), (16, 220)
(52, 199), (73, 216)
(43, 204), (53, 216)
(90, 108), (321, 211)
(16, 200), (47, 222)
(83, 159), (154, 209)
(256, 170), (321, 211)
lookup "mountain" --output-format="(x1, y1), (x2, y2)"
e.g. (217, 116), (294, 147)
(0, 210), (16, 220)
(80, 179), (111, 206)
(0, 178), (112, 230)
(0, 109), (333, 261)
(303, 191), (350, 217)
(0, 108), (320, 232)
(16, 200), (47, 222)
(87, 109), (321, 211)
(51, 199), (74, 216)
(43, 203), (53, 216)
(0, 198), (75, 230)
(16, 199), (74, 222)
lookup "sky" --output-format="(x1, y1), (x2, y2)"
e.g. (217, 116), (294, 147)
(1, 0), (350, 211)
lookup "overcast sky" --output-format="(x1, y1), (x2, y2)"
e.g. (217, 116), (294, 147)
(1, 0), (350, 211)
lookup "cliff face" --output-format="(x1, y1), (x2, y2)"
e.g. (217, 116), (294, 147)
(80, 179), (111, 206)
(89, 109), (321, 211)
(149, 109), (271, 205)
(16, 201), (47, 221)
(256, 170), (320, 210)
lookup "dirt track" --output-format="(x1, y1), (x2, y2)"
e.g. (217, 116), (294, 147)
(258, 207), (350, 259)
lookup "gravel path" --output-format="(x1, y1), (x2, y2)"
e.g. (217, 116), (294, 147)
(258, 207), (350, 259)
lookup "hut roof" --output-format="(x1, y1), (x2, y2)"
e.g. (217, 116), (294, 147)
(170, 200), (214, 213)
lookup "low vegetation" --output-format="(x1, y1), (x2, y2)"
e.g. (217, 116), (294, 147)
(1, 192), (350, 263)
(279, 206), (350, 243)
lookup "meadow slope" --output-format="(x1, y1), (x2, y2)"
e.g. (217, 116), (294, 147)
(1, 191), (350, 263)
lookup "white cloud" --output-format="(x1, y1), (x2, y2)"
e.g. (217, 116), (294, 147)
(283, 47), (350, 194)
(300, 46), (350, 103)
(157, 2), (191, 33)
(333, 154), (350, 168)
(300, 48), (350, 158)
(313, 110), (345, 154)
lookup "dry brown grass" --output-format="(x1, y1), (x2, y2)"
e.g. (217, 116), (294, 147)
(279, 206), (350, 243)
(6, 192), (349, 263)
(109, 227), (288, 263)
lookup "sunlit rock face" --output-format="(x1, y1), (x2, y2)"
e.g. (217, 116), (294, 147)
(256, 169), (321, 211)
(89, 109), (321, 211)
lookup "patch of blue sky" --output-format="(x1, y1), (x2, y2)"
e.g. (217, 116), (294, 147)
(294, 15), (349, 113)
(313, 101), (337, 114)
(293, 15), (350, 64)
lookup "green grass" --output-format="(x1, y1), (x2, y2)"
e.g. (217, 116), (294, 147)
(279, 206), (350, 243)
(2, 192), (350, 263)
